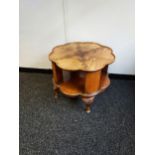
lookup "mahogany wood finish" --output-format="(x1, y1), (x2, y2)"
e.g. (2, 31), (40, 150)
(49, 42), (115, 113)
(85, 71), (101, 94)
(52, 62), (63, 98)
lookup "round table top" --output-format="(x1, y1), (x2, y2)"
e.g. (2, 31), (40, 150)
(49, 42), (115, 72)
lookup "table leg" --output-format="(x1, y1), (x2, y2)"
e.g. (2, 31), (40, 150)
(82, 96), (95, 113)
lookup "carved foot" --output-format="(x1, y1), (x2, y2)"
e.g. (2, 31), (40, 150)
(82, 96), (95, 113)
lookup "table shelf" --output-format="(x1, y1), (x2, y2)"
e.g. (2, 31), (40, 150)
(59, 73), (110, 97)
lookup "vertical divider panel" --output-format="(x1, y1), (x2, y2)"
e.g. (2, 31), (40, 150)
(84, 70), (101, 94)
(52, 62), (63, 85)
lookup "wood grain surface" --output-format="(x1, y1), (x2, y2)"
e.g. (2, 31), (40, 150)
(49, 42), (115, 71)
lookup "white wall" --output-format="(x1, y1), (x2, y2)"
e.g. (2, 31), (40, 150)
(19, 0), (135, 75)
(19, 0), (65, 68)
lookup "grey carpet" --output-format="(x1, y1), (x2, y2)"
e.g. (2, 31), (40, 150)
(19, 72), (135, 155)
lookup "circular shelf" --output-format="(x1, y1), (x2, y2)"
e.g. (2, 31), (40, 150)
(59, 74), (110, 97)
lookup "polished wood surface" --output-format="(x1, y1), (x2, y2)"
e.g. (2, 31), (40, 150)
(84, 71), (101, 94)
(49, 42), (115, 113)
(52, 62), (63, 98)
(49, 42), (115, 72)
(52, 62), (63, 84)
(59, 73), (110, 97)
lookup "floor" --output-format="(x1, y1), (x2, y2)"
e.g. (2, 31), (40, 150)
(19, 72), (135, 155)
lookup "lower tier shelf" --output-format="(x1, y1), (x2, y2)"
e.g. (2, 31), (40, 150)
(58, 74), (110, 97)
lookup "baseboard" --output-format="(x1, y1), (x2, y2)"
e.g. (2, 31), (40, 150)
(19, 67), (135, 80)
(109, 74), (135, 80)
(19, 67), (52, 73)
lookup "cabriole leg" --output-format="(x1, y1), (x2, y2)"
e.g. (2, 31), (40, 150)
(82, 96), (95, 113)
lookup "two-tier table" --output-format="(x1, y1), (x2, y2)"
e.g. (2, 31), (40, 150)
(49, 42), (115, 113)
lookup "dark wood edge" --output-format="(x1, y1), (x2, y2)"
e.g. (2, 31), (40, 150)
(19, 67), (135, 80)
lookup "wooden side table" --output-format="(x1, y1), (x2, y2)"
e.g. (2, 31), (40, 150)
(49, 42), (115, 113)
